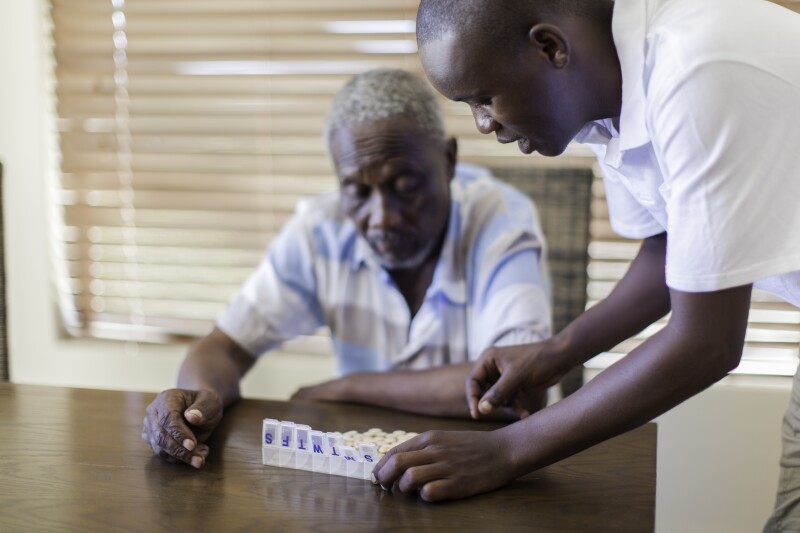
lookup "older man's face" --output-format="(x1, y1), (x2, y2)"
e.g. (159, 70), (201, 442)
(420, 32), (586, 157)
(330, 118), (455, 270)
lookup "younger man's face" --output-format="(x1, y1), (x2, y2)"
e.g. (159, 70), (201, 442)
(420, 32), (587, 157)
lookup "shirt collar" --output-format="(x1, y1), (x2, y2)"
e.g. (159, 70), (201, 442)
(610, 0), (652, 152)
(351, 231), (372, 270)
(574, 119), (616, 145)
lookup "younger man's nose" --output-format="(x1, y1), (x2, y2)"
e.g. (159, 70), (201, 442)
(472, 107), (499, 135)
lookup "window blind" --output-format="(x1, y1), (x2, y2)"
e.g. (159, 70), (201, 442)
(50, 0), (590, 347)
(50, 0), (800, 375)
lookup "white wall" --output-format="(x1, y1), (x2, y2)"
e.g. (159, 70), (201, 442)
(584, 367), (791, 533)
(0, 1), (793, 531)
(656, 376), (789, 533)
(0, 0), (336, 399)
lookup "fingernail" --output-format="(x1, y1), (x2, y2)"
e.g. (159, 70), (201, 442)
(381, 484), (390, 492)
(479, 400), (493, 414)
(191, 456), (203, 469)
(183, 439), (195, 452)
(187, 409), (203, 422)
(370, 473), (379, 485)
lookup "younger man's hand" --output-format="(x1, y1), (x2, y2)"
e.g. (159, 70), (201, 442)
(141, 388), (223, 468)
(467, 341), (570, 419)
(372, 429), (520, 502)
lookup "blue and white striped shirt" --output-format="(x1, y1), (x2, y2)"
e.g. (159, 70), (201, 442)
(217, 164), (551, 376)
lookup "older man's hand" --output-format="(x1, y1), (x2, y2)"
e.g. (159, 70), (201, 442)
(290, 378), (349, 403)
(142, 388), (223, 468)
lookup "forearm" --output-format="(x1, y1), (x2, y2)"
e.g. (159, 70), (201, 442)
(553, 233), (671, 367)
(320, 362), (478, 418)
(177, 329), (255, 408)
(502, 285), (751, 475)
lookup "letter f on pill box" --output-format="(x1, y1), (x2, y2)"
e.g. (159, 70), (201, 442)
(278, 421), (297, 467)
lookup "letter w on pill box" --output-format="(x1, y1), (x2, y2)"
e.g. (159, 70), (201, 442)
(261, 418), (409, 481)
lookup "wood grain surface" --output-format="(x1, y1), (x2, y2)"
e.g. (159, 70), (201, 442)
(0, 383), (655, 532)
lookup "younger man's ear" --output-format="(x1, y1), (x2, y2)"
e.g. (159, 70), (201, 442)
(528, 23), (571, 69)
(445, 137), (458, 181)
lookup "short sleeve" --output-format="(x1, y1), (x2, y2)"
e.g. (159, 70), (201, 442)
(474, 247), (552, 358)
(582, 138), (665, 240)
(600, 160), (666, 240)
(648, 60), (800, 292)
(466, 180), (552, 358)
(216, 213), (325, 356)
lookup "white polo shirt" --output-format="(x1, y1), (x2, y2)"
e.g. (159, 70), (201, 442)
(577, 0), (800, 306)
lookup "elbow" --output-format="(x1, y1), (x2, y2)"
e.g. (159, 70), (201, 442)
(713, 321), (748, 377)
(720, 342), (745, 375)
(701, 337), (745, 381)
(712, 348), (743, 379)
(665, 320), (746, 383)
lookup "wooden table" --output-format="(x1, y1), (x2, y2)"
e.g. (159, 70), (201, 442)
(0, 383), (656, 532)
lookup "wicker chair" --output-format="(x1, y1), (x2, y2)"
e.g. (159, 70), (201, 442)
(491, 166), (594, 397)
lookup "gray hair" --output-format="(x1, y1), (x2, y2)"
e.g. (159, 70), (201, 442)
(325, 68), (446, 149)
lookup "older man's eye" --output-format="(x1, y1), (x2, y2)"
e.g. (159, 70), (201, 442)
(344, 183), (370, 198)
(395, 177), (418, 194)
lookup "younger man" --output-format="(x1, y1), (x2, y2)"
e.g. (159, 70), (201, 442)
(373, 3), (800, 529)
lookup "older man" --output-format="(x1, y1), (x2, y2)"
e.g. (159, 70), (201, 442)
(141, 68), (551, 469)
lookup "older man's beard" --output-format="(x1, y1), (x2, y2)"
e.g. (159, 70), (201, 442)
(367, 232), (438, 271)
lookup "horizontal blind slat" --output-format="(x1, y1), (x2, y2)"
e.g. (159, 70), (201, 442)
(52, 0), (794, 374)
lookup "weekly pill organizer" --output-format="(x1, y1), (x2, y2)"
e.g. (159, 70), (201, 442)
(262, 418), (417, 480)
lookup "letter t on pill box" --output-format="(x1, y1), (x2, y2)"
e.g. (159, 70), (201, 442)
(326, 432), (344, 475)
(294, 424), (312, 471)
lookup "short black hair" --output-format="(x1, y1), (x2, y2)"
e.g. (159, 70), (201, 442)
(417, 0), (609, 47)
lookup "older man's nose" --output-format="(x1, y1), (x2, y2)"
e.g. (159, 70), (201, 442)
(472, 106), (499, 135)
(367, 191), (401, 230)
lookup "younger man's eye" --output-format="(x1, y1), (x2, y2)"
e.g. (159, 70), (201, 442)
(469, 97), (492, 107)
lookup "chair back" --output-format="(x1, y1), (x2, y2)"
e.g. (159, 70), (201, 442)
(491, 166), (594, 396)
